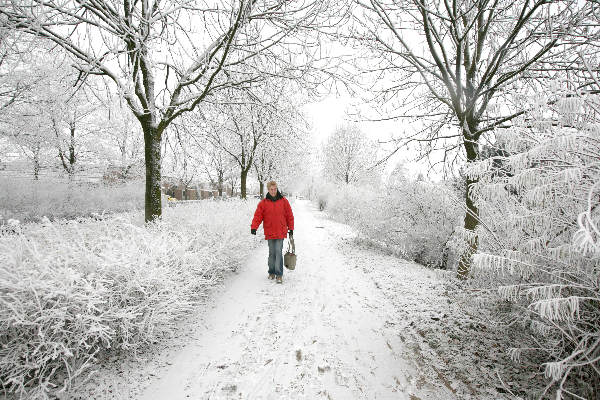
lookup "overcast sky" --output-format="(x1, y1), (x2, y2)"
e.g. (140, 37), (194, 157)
(302, 95), (439, 180)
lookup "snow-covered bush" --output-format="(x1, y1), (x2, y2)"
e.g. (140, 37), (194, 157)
(0, 177), (144, 223)
(386, 178), (462, 268)
(466, 88), (600, 397)
(0, 199), (258, 399)
(323, 175), (461, 268)
(316, 190), (329, 211)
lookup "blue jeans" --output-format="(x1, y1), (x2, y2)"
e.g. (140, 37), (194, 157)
(268, 239), (284, 276)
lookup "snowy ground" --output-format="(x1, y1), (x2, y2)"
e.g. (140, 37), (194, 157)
(71, 200), (518, 400)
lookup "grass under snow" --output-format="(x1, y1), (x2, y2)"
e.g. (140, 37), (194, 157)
(0, 199), (259, 399)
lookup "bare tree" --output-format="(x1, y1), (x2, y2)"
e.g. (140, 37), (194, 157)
(204, 99), (276, 199)
(205, 146), (231, 197)
(252, 118), (307, 197)
(163, 123), (204, 191)
(1, 0), (332, 221)
(264, 113), (312, 193)
(48, 79), (99, 180)
(228, 165), (240, 197)
(6, 113), (49, 180)
(199, 81), (304, 198)
(0, 55), (55, 179)
(0, 39), (53, 174)
(180, 130), (232, 197)
(323, 124), (378, 185)
(0, 31), (44, 114)
(100, 99), (144, 181)
(254, 143), (277, 197)
(352, 0), (592, 277)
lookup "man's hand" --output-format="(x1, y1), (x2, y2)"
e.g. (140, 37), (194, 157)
(251, 229), (256, 235)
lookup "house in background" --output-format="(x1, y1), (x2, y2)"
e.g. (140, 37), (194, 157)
(162, 179), (212, 200)
(161, 176), (246, 200)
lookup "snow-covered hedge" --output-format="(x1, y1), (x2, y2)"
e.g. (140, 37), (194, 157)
(322, 179), (461, 268)
(0, 177), (144, 223)
(465, 89), (600, 397)
(0, 200), (258, 399)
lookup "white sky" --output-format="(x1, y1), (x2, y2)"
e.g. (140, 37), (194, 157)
(302, 95), (434, 180)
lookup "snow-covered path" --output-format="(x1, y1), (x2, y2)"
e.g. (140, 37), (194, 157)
(135, 200), (460, 400)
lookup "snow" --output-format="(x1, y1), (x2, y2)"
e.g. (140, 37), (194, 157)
(66, 200), (518, 399)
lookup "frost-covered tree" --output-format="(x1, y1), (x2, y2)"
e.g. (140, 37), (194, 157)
(1, 0), (335, 221)
(0, 54), (100, 180)
(253, 111), (310, 196)
(199, 99), (271, 199)
(198, 82), (305, 198)
(272, 130), (314, 195)
(168, 115), (233, 196)
(203, 142), (233, 197)
(352, 0), (592, 278)
(0, 32), (44, 114)
(322, 124), (378, 185)
(47, 75), (99, 180)
(466, 81), (600, 397)
(1, 81), (51, 179)
(163, 131), (202, 192)
(99, 98), (144, 181)
(254, 143), (277, 197)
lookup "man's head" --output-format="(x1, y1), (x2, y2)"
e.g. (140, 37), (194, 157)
(267, 181), (278, 197)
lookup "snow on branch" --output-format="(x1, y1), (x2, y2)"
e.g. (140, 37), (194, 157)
(467, 83), (600, 396)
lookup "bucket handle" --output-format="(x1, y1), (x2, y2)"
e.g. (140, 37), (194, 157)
(287, 236), (295, 254)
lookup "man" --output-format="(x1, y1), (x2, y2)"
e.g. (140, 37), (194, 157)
(251, 181), (294, 284)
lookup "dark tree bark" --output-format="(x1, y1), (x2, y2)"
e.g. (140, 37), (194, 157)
(32, 143), (40, 180)
(56, 120), (77, 180)
(217, 173), (224, 197)
(142, 122), (163, 221)
(240, 168), (249, 199)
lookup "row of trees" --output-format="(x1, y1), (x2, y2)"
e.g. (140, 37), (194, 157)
(165, 80), (312, 198)
(0, 49), (310, 202)
(0, 45), (144, 182)
(0, 0), (340, 220)
(0, 5), (326, 208)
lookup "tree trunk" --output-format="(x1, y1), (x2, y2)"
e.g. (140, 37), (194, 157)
(218, 174), (223, 197)
(68, 122), (76, 181)
(143, 123), (162, 222)
(240, 169), (248, 199)
(259, 180), (264, 198)
(457, 133), (480, 279)
(33, 146), (40, 181)
(457, 176), (479, 278)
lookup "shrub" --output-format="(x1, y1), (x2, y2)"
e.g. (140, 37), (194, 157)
(323, 178), (461, 268)
(0, 177), (145, 223)
(465, 88), (600, 397)
(0, 199), (258, 399)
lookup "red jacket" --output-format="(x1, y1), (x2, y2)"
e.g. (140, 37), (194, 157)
(251, 193), (294, 240)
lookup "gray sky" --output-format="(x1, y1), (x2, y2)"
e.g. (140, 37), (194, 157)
(303, 95), (436, 180)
